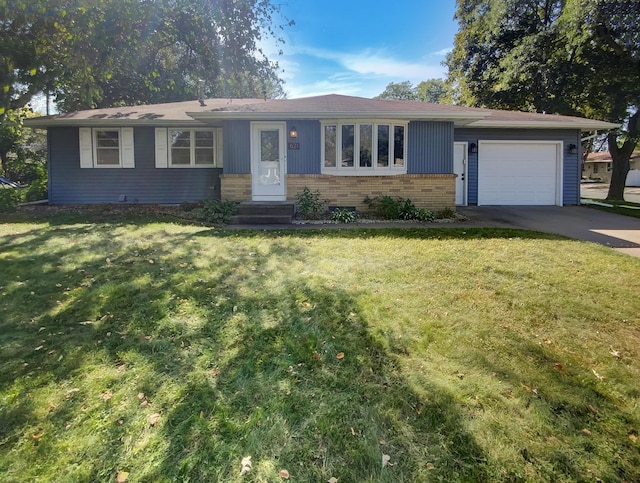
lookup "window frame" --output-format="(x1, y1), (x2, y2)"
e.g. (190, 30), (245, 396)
(168, 129), (218, 168)
(321, 120), (407, 175)
(93, 129), (122, 168)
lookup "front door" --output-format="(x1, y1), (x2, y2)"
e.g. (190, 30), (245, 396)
(251, 122), (286, 201)
(454, 142), (467, 206)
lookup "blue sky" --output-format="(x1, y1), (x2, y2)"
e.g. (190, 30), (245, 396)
(268, 0), (459, 99)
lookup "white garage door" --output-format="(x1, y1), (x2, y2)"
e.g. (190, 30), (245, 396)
(478, 141), (561, 205)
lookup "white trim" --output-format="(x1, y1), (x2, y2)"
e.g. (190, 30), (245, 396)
(121, 127), (135, 168)
(79, 128), (93, 168)
(478, 140), (563, 206)
(453, 142), (468, 206)
(155, 128), (168, 168)
(92, 128), (124, 168)
(468, 120), (619, 130)
(167, 128), (218, 168)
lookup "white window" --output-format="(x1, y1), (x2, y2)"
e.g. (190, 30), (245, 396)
(155, 128), (223, 168)
(321, 121), (407, 175)
(79, 127), (135, 168)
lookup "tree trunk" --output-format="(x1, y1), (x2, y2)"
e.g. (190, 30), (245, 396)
(606, 110), (640, 201)
(0, 153), (7, 177)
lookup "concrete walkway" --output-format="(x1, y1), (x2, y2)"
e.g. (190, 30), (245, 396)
(457, 206), (640, 257)
(231, 205), (640, 258)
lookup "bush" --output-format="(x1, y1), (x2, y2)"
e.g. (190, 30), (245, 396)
(0, 188), (23, 212)
(193, 200), (238, 224)
(330, 207), (358, 223)
(24, 177), (48, 202)
(363, 195), (435, 222)
(436, 207), (457, 219)
(296, 187), (327, 219)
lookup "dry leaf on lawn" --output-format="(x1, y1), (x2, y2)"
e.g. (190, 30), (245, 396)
(116, 471), (129, 482)
(100, 391), (113, 401)
(382, 454), (391, 467)
(328, 478), (338, 483)
(278, 469), (290, 479)
(240, 456), (252, 476)
(148, 413), (161, 426)
(313, 351), (321, 361)
(336, 352), (344, 359)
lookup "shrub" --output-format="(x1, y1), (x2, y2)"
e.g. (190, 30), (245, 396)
(436, 207), (457, 219)
(330, 207), (358, 223)
(0, 188), (23, 212)
(193, 200), (238, 224)
(296, 187), (327, 219)
(364, 195), (435, 222)
(24, 177), (48, 202)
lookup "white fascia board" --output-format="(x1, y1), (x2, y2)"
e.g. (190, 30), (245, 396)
(24, 119), (210, 128)
(468, 120), (620, 130)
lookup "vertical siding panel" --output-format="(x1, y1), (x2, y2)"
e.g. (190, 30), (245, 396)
(454, 128), (581, 205)
(286, 120), (320, 174)
(223, 120), (251, 174)
(408, 121), (453, 174)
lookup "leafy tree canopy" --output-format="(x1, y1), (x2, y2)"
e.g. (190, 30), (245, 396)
(375, 79), (448, 103)
(446, 0), (640, 200)
(0, 0), (293, 114)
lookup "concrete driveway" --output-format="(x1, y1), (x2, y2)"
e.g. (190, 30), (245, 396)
(457, 206), (640, 257)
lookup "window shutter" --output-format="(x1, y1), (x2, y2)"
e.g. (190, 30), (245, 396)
(121, 127), (135, 168)
(155, 128), (168, 168)
(216, 128), (224, 167)
(79, 128), (93, 168)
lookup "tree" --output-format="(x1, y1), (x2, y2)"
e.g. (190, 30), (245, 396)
(0, 0), (292, 114)
(446, 0), (639, 200)
(375, 79), (448, 103)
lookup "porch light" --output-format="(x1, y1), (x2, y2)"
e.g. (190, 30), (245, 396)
(289, 126), (298, 138)
(568, 143), (578, 155)
(469, 142), (477, 154)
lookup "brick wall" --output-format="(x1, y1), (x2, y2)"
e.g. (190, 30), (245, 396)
(221, 173), (456, 210)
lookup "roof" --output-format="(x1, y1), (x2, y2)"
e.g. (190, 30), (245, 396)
(26, 94), (619, 131)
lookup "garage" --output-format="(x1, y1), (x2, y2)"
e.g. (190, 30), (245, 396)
(478, 141), (562, 205)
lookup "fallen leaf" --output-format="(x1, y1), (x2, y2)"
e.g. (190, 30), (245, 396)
(32, 433), (43, 441)
(138, 392), (145, 400)
(629, 434), (638, 443)
(100, 391), (113, 401)
(582, 428), (592, 436)
(313, 351), (321, 361)
(379, 439), (387, 445)
(336, 352), (344, 360)
(553, 363), (564, 371)
(34, 345), (44, 351)
(350, 427), (356, 436)
(200, 411), (204, 419)
(609, 348), (621, 359)
(587, 404), (599, 415)
(116, 471), (129, 482)
(240, 456), (252, 476)
(382, 454), (391, 467)
(543, 338), (552, 344)
(328, 478), (338, 483)
(148, 413), (161, 426)
(278, 469), (290, 479)
(148, 259), (154, 264)
(592, 369), (604, 381)
(426, 463), (435, 470)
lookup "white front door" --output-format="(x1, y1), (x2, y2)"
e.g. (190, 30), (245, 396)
(251, 122), (287, 201)
(454, 142), (467, 206)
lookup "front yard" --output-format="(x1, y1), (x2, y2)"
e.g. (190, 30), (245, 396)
(1, 213), (639, 482)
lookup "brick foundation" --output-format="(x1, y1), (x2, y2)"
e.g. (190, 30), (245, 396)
(220, 173), (456, 210)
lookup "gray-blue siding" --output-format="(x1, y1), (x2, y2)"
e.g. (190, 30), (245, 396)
(455, 128), (582, 205)
(48, 127), (222, 204)
(222, 120), (453, 175)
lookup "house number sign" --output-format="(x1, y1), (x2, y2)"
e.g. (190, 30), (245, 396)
(288, 142), (300, 150)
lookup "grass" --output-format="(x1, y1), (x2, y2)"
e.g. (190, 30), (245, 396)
(1, 211), (640, 482)
(582, 197), (640, 219)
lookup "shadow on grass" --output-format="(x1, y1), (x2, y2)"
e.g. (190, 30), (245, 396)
(0, 222), (491, 482)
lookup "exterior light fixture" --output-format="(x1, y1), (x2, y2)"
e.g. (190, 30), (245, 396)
(289, 127), (298, 138)
(568, 143), (578, 154)
(469, 142), (478, 154)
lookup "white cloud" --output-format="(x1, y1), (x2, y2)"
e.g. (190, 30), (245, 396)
(433, 47), (453, 56)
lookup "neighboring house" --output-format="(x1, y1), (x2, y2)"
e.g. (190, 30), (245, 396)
(583, 151), (640, 184)
(26, 94), (617, 209)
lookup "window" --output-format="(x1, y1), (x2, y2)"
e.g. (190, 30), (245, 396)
(155, 128), (222, 168)
(79, 127), (135, 168)
(322, 121), (407, 175)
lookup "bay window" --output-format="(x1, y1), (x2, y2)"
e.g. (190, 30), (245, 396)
(322, 121), (407, 174)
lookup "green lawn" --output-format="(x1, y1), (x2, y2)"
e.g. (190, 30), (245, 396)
(582, 198), (640, 219)
(1, 213), (639, 482)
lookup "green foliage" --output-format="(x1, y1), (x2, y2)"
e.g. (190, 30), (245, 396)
(0, 0), (292, 113)
(364, 195), (435, 221)
(0, 187), (23, 212)
(436, 207), (457, 219)
(192, 199), (238, 225)
(296, 187), (327, 219)
(23, 177), (47, 202)
(330, 207), (358, 223)
(375, 79), (448, 103)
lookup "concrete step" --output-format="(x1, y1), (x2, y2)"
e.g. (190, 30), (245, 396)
(230, 202), (295, 225)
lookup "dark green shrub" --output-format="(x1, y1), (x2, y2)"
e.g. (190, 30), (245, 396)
(364, 195), (435, 222)
(330, 207), (358, 223)
(436, 207), (457, 219)
(193, 200), (238, 224)
(0, 188), (23, 212)
(24, 177), (48, 202)
(296, 187), (327, 219)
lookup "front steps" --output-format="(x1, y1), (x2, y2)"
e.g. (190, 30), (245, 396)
(229, 201), (295, 225)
